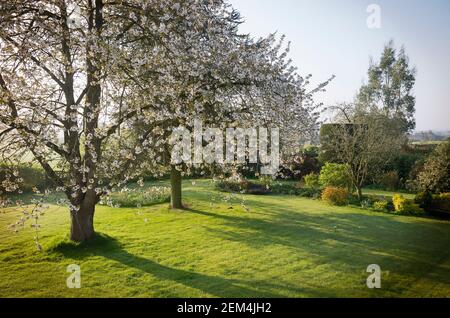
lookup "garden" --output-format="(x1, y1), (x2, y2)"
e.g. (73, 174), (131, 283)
(1, 179), (450, 297)
(0, 0), (449, 299)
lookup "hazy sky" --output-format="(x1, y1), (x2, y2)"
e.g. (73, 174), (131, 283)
(229, 0), (450, 131)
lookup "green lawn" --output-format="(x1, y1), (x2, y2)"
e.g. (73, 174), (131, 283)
(362, 188), (416, 200)
(0, 180), (449, 297)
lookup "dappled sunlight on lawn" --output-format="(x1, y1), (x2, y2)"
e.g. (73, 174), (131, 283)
(0, 180), (449, 297)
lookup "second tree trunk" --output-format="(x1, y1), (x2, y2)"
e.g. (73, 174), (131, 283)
(170, 165), (183, 209)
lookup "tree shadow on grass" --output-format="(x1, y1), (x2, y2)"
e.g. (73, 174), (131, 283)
(49, 232), (322, 297)
(184, 206), (450, 289)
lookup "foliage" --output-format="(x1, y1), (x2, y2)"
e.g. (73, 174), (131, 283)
(321, 187), (349, 206)
(416, 139), (450, 193)
(0, 165), (55, 194)
(414, 191), (433, 210)
(357, 40), (416, 132)
(101, 187), (170, 208)
(373, 200), (389, 211)
(280, 146), (320, 180)
(388, 144), (433, 189)
(215, 179), (271, 195)
(377, 171), (399, 191)
(216, 178), (318, 197)
(319, 163), (351, 189)
(320, 105), (405, 199)
(392, 194), (425, 216)
(429, 193), (450, 215)
(270, 182), (301, 195)
(359, 199), (372, 210)
(303, 173), (320, 189)
(297, 187), (322, 199)
(0, 1), (330, 241)
(257, 176), (274, 189)
(215, 179), (246, 193)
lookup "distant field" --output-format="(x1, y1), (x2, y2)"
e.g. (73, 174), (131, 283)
(1, 180), (449, 297)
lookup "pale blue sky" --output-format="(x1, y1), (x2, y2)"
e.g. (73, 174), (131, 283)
(229, 0), (450, 131)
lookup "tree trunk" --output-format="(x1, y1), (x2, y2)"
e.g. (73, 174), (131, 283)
(356, 186), (363, 201)
(170, 165), (183, 209)
(70, 196), (96, 242)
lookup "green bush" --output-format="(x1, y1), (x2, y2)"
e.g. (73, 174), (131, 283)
(321, 186), (349, 206)
(102, 186), (171, 208)
(393, 194), (425, 216)
(416, 139), (450, 193)
(0, 165), (55, 194)
(257, 176), (274, 188)
(280, 147), (320, 180)
(319, 163), (351, 189)
(215, 179), (245, 193)
(414, 191), (433, 209)
(270, 182), (301, 195)
(373, 200), (389, 211)
(295, 187), (321, 199)
(303, 173), (320, 189)
(215, 179), (271, 195)
(429, 193), (450, 216)
(348, 194), (394, 211)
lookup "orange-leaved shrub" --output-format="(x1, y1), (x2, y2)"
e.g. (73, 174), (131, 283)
(321, 186), (349, 206)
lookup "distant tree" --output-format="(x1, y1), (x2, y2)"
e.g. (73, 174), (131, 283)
(357, 40), (416, 132)
(416, 139), (450, 193)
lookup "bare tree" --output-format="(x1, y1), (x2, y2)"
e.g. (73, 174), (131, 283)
(322, 103), (404, 199)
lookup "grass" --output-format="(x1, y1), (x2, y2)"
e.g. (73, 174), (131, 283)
(100, 186), (171, 208)
(0, 179), (449, 297)
(362, 188), (415, 200)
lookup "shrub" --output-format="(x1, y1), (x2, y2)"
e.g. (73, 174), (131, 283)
(215, 179), (271, 195)
(245, 182), (271, 195)
(303, 173), (320, 189)
(373, 200), (389, 211)
(280, 146), (320, 180)
(321, 187), (349, 206)
(255, 176), (274, 188)
(416, 139), (450, 193)
(414, 191), (433, 209)
(270, 182), (300, 195)
(429, 193), (450, 216)
(102, 186), (171, 208)
(319, 163), (351, 189)
(215, 179), (246, 193)
(297, 187), (322, 199)
(0, 165), (55, 194)
(392, 194), (425, 216)
(360, 199), (372, 209)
